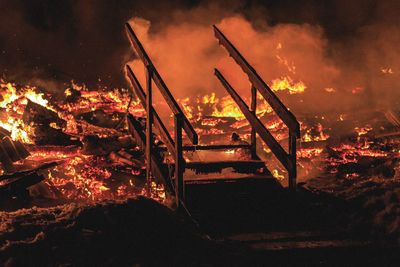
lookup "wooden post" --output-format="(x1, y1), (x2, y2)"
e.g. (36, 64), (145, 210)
(250, 86), (257, 159)
(174, 114), (184, 207)
(289, 132), (297, 191)
(146, 66), (153, 195)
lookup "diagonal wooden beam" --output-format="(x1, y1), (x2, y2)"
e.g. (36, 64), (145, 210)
(127, 114), (175, 193)
(125, 22), (198, 144)
(214, 68), (293, 172)
(213, 25), (300, 137)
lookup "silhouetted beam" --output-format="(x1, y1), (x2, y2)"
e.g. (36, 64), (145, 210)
(215, 69), (293, 172)
(213, 25), (300, 137)
(156, 144), (252, 152)
(127, 115), (174, 193)
(125, 22), (198, 144)
(126, 65), (176, 156)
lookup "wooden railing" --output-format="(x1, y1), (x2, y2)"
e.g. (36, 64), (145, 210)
(213, 25), (300, 190)
(125, 22), (198, 204)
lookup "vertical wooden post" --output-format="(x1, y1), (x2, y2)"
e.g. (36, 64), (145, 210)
(250, 86), (257, 159)
(289, 132), (297, 191)
(174, 114), (184, 207)
(146, 66), (153, 195)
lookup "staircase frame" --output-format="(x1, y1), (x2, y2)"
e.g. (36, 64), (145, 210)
(213, 25), (300, 191)
(124, 22), (300, 207)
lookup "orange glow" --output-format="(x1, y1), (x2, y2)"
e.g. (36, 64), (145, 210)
(270, 76), (306, 94)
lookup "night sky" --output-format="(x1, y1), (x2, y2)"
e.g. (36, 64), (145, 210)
(0, 0), (395, 88)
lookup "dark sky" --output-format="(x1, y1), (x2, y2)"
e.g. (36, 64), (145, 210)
(0, 0), (392, 88)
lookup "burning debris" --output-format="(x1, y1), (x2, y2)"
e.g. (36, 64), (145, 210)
(0, 80), (151, 204)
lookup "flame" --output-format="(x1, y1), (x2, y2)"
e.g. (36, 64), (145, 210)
(302, 123), (330, 142)
(381, 67), (394, 74)
(270, 76), (306, 94)
(0, 81), (55, 143)
(354, 126), (372, 137)
(24, 88), (49, 107)
(211, 96), (244, 118)
(324, 87), (336, 93)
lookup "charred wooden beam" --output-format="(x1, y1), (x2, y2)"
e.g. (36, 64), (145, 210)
(213, 25), (300, 137)
(156, 144), (252, 152)
(145, 65), (154, 194)
(127, 114), (175, 194)
(251, 86), (257, 159)
(0, 142), (13, 172)
(214, 69), (293, 172)
(0, 162), (58, 181)
(125, 22), (198, 145)
(0, 137), (31, 173)
(174, 114), (184, 206)
(0, 173), (44, 196)
(0, 126), (11, 139)
(182, 159), (265, 174)
(22, 99), (66, 128)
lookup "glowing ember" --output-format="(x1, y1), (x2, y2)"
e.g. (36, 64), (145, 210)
(381, 67), (394, 74)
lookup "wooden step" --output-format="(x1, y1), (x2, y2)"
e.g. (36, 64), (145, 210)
(165, 159), (266, 174)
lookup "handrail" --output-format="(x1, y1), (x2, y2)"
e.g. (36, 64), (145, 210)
(215, 69), (297, 190)
(213, 25), (300, 137)
(215, 69), (293, 172)
(213, 26), (299, 190)
(126, 22), (198, 144)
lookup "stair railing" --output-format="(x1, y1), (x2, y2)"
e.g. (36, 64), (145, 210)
(125, 22), (198, 205)
(213, 26), (300, 191)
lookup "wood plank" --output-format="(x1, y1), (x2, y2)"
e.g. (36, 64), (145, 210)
(184, 174), (275, 184)
(127, 114), (175, 193)
(156, 144), (252, 152)
(251, 86), (257, 159)
(215, 69), (293, 172)
(0, 127), (11, 138)
(125, 23), (198, 144)
(174, 114), (185, 205)
(213, 25), (300, 137)
(145, 66), (153, 192)
(0, 173), (44, 195)
(0, 162), (58, 181)
(185, 160), (265, 170)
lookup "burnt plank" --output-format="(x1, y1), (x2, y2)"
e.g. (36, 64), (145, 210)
(0, 173), (44, 195)
(0, 126), (11, 138)
(127, 114), (175, 194)
(156, 144), (252, 152)
(0, 162), (58, 181)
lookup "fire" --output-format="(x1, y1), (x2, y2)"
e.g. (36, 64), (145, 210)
(381, 67), (394, 74)
(270, 76), (306, 94)
(324, 87), (336, 93)
(302, 123), (330, 142)
(297, 148), (324, 158)
(24, 88), (49, 107)
(211, 96), (244, 118)
(0, 81), (56, 143)
(354, 126), (372, 137)
(0, 82), (18, 108)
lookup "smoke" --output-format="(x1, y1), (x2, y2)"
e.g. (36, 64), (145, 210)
(0, 0), (399, 115)
(126, 0), (400, 116)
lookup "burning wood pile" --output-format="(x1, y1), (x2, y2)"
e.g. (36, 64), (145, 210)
(1, 74), (400, 238)
(0, 80), (159, 206)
